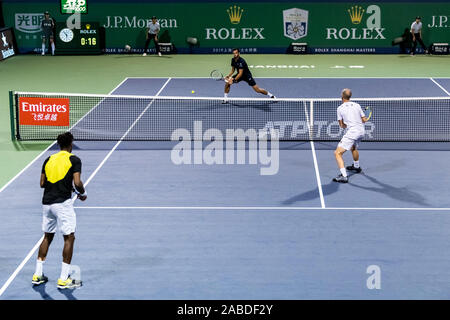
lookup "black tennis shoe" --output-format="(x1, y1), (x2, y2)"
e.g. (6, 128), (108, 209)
(346, 164), (362, 173)
(333, 174), (348, 183)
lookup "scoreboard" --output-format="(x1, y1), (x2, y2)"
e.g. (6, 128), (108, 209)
(55, 22), (101, 54)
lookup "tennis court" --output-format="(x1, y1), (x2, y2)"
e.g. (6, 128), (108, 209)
(1, 76), (450, 299)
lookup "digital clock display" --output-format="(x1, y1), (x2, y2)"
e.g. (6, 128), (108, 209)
(81, 37), (97, 46)
(55, 22), (101, 54)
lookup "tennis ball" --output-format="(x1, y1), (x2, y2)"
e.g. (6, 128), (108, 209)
(191, 90), (195, 94)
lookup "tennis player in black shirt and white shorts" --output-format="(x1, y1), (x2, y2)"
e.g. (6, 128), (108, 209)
(223, 48), (275, 102)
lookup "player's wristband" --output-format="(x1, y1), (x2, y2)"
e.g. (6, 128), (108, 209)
(73, 188), (87, 197)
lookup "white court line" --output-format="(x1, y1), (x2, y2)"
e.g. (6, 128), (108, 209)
(430, 78), (450, 96)
(72, 206), (450, 211)
(0, 77), (138, 297)
(303, 100), (325, 208)
(0, 78), (129, 194)
(125, 76), (450, 79)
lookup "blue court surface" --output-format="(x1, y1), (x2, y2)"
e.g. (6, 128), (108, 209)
(1, 77), (450, 299)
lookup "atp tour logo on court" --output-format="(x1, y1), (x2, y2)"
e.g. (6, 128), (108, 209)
(326, 5), (386, 40)
(205, 5), (265, 40)
(19, 97), (70, 127)
(170, 121), (279, 176)
(283, 8), (308, 40)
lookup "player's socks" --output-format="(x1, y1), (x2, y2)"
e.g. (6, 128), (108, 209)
(353, 161), (360, 168)
(60, 262), (70, 281)
(41, 44), (45, 55)
(340, 167), (348, 178)
(35, 259), (44, 277)
(51, 43), (55, 55)
(267, 92), (274, 98)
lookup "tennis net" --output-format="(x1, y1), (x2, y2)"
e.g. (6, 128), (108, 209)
(10, 91), (450, 142)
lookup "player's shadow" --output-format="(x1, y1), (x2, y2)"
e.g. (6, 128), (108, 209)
(32, 283), (54, 300)
(196, 102), (272, 113)
(281, 179), (344, 205)
(57, 288), (78, 300)
(349, 173), (431, 206)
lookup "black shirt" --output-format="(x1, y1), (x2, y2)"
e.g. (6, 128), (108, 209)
(231, 57), (253, 78)
(41, 151), (82, 205)
(41, 18), (54, 34)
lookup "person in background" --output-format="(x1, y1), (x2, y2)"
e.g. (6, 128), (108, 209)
(143, 16), (161, 57)
(410, 16), (428, 55)
(41, 11), (55, 56)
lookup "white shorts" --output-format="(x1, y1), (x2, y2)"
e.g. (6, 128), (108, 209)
(338, 132), (364, 151)
(42, 199), (76, 235)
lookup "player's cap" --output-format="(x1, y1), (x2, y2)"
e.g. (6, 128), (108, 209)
(151, 16), (157, 19)
(44, 11), (49, 15)
(416, 16), (421, 20)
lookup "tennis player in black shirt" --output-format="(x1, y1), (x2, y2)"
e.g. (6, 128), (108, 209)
(224, 48), (275, 102)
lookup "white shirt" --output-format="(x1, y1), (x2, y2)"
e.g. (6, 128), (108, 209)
(147, 21), (160, 34)
(337, 101), (365, 137)
(411, 21), (422, 33)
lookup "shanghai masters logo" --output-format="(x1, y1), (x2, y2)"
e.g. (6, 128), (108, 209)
(283, 8), (308, 40)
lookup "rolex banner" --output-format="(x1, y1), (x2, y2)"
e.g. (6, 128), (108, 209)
(3, 2), (450, 53)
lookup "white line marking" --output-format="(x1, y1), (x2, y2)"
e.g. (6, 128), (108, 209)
(1, 79), (129, 194)
(430, 77), (450, 96)
(125, 76), (450, 79)
(0, 235), (44, 296)
(15, 91), (450, 102)
(304, 100), (325, 208)
(0, 77), (138, 297)
(71, 78), (171, 201)
(72, 206), (450, 211)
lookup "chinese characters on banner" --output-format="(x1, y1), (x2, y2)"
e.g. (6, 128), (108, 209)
(19, 97), (70, 126)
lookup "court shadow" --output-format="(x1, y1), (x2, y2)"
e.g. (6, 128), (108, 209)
(12, 140), (52, 151)
(57, 288), (78, 300)
(282, 180), (341, 205)
(349, 173), (430, 206)
(196, 103), (272, 113)
(32, 283), (54, 300)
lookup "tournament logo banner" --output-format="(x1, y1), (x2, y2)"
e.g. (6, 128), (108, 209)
(283, 8), (308, 40)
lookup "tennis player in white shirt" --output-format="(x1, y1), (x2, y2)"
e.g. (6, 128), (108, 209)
(143, 16), (161, 56)
(410, 16), (428, 55)
(333, 89), (369, 183)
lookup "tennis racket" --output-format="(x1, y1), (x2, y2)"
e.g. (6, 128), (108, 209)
(364, 106), (372, 121)
(210, 70), (228, 82)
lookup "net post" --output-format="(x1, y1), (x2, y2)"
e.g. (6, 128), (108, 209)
(9, 91), (16, 141)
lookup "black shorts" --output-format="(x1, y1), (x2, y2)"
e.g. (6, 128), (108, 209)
(42, 32), (54, 40)
(233, 74), (256, 86)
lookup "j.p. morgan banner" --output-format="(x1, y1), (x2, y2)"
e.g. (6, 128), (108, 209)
(3, 2), (450, 53)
